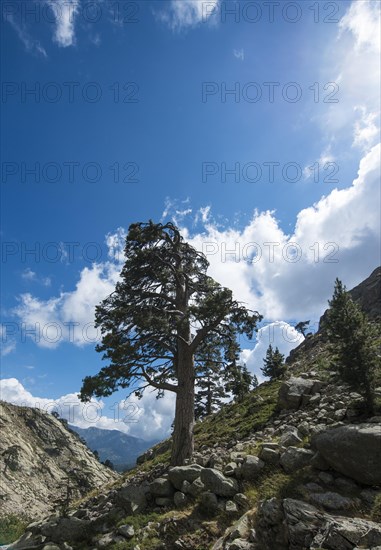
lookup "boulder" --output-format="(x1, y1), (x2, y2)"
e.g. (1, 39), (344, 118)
(200, 491), (219, 514)
(168, 464), (204, 490)
(312, 515), (381, 549)
(312, 423), (381, 485)
(309, 491), (354, 511)
(201, 468), (239, 497)
(279, 428), (302, 448)
(280, 447), (314, 473)
(117, 484), (148, 514)
(149, 477), (174, 497)
(174, 491), (188, 508)
(239, 455), (265, 481)
(278, 377), (322, 410)
(40, 517), (91, 543)
(259, 446), (280, 465)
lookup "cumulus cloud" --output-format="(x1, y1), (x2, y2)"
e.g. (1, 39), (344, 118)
(315, 0), (380, 153)
(12, 141), (380, 350)
(0, 378), (176, 441)
(47, 0), (79, 47)
(241, 322), (304, 383)
(170, 144), (380, 323)
(155, 0), (219, 31)
(13, 233), (124, 348)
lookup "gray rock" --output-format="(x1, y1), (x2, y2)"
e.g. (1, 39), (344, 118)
(39, 517), (91, 544)
(149, 477), (174, 497)
(225, 500), (238, 513)
(226, 539), (255, 549)
(201, 468), (239, 497)
(312, 515), (381, 549)
(239, 455), (265, 481)
(279, 429), (302, 447)
(259, 446), (280, 465)
(186, 477), (205, 497)
(155, 497), (173, 506)
(312, 423), (381, 485)
(174, 491), (188, 508)
(278, 377), (322, 410)
(280, 447), (314, 473)
(310, 451), (330, 471)
(200, 491), (219, 514)
(309, 491), (354, 511)
(233, 493), (250, 509)
(118, 524), (135, 539)
(118, 484), (148, 514)
(168, 464), (204, 490)
(224, 462), (238, 476)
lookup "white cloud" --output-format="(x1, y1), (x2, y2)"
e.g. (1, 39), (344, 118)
(21, 268), (51, 287)
(314, 1), (380, 153)
(155, 0), (219, 31)
(176, 144), (380, 323)
(0, 325), (16, 357)
(241, 322), (304, 383)
(13, 141), (380, 350)
(7, 15), (47, 57)
(47, 0), (79, 47)
(339, 0), (380, 54)
(0, 378), (175, 441)
(21, 268), (36, 281)
(13, 233), (124, 348)
(233, 48), (244, 61)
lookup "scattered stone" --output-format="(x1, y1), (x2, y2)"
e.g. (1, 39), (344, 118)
(200, 491), (219, 514)
(168, 464), (204, 490)
(279, 429), (302, 448)
(201, 468), (239, 497)
(173, 491), (188, 508)
(233, 493), (250, 509)
(118, 524), (135, 539)
(118, 484), (148, 515)
(309, 491), (354, 511)
(149, 477), (174, 497)
(239, 455), (265, 481)
(280, 447), (314, 473)
(225, 500), (238, 513)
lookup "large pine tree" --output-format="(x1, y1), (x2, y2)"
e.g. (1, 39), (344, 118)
(80, 221), (261, 465)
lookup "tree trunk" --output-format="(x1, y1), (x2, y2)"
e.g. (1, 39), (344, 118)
(171, 347), (195, 466)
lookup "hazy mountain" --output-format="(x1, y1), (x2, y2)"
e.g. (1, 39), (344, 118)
(69, 425), (158, 472)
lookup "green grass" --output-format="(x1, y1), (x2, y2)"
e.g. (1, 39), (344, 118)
(0, 514), (30, 545)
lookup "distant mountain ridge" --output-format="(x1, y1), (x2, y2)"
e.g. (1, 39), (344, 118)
(69, 425), (158, 472)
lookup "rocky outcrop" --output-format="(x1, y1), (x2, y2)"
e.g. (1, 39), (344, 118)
(312, 423), (381, 485)
(278, 377), (324, 410)
(0, 401), (118, 519)
(255, 497), (381, 550)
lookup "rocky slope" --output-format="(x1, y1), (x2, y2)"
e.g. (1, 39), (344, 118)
(0, 402), (118, 520)
(5, 268), (381, 549)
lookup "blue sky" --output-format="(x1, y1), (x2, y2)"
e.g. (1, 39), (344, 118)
(1, 0), (380, 440)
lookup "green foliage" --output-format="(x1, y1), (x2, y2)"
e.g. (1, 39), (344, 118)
(0, 514), (29, 545)
(371, 493), (381, 522)
(325, 278), (380, 412)
(79, 221), (262, 464)
(295, 321), (310, 337)
(224, 362), (258, 403)
(261, 344), (285, 380)
(194, 381), (280, 446)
